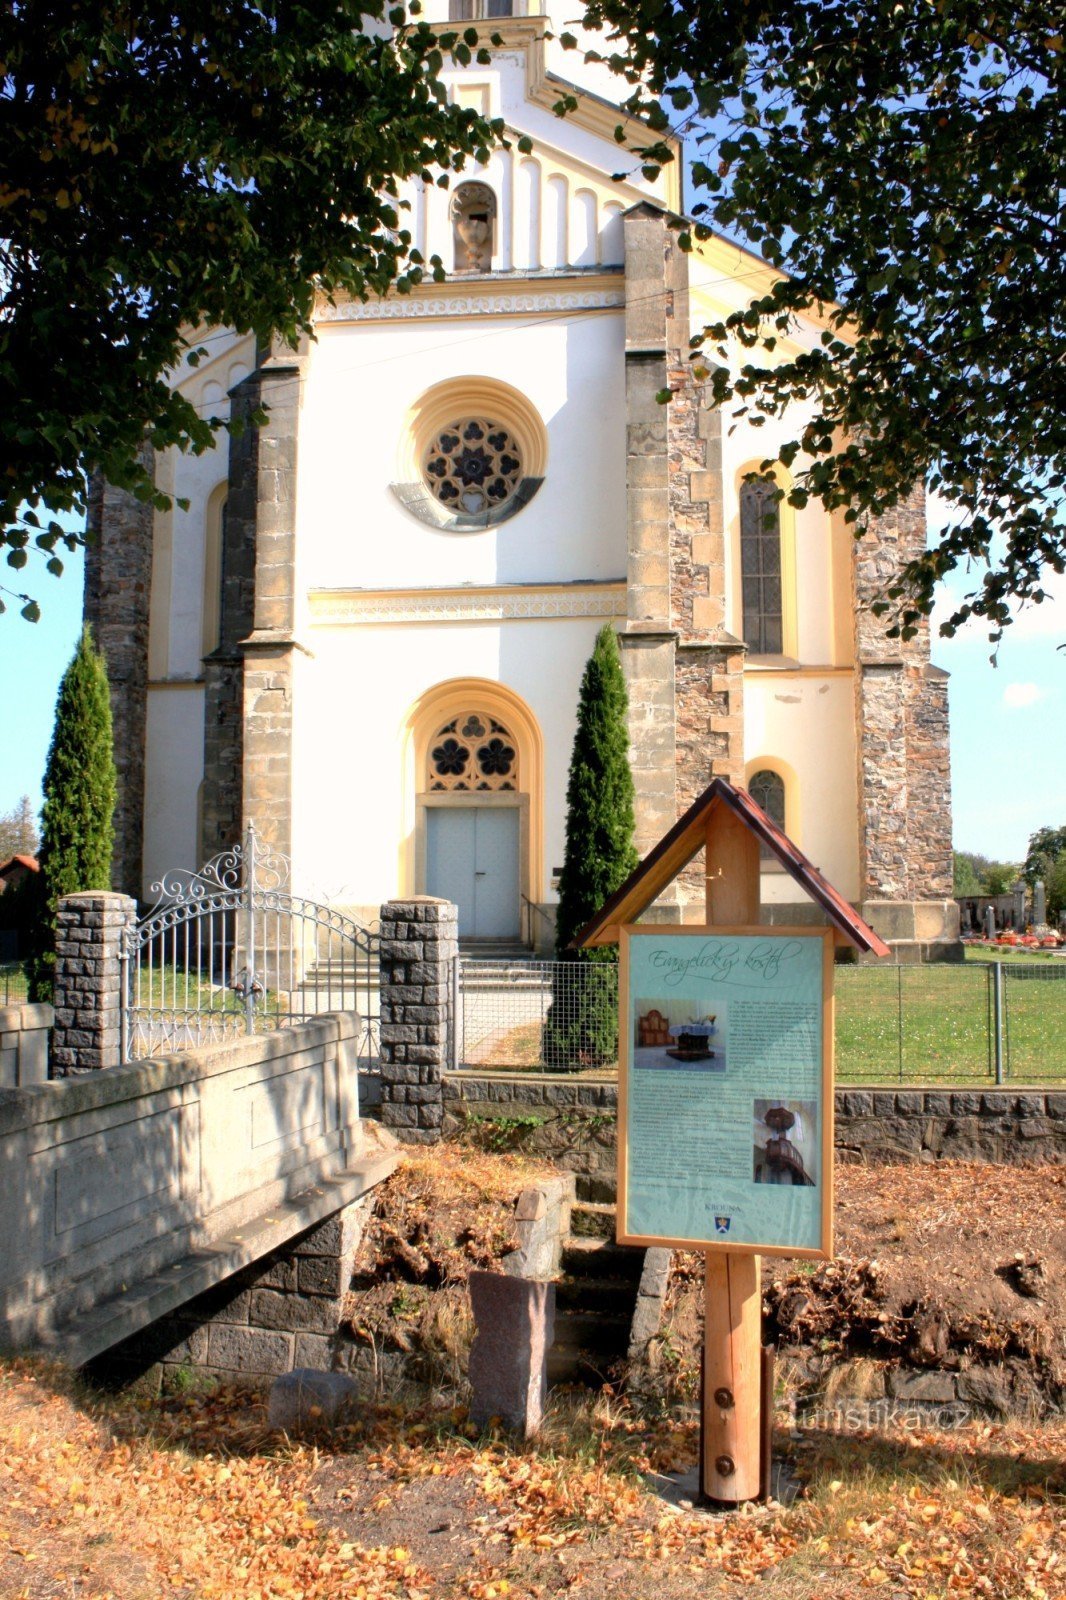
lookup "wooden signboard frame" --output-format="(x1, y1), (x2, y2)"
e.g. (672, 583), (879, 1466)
(575, 778), (889, 1509)
(617, 924), (835, 1260)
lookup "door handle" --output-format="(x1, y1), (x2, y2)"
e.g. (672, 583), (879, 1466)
(475, 871), (487, 876)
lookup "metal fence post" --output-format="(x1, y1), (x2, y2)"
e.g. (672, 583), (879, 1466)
(897, 965), (904, 1082)
(992, 961), (1005, 1084)
(451, 954), (461, 1071)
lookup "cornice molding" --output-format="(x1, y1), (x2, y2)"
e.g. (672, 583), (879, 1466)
(316, 283), (625, 324)
(309, 582), (626, 626)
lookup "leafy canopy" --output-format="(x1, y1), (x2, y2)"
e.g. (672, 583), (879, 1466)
(0, 1), (501, 617)
(579, 0), (1066, 641)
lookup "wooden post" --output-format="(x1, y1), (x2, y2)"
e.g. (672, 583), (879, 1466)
(702, 803), (763, 1505)
(702, 1252), (762, 1502)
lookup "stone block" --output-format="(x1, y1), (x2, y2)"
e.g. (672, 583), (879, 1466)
(298, 1256), (347, 1297)
(294, 1333), (335, 1369)
(242, 1256), (298, 1294)
(887, 1369), (957, 1403)
(207, 1324), (295, 1375)
(468, 1272), (555, 1437)
(249, 1289), (340, 1335)
(268, 1368), (359, 1431)
(291, 1204), (365, 1259)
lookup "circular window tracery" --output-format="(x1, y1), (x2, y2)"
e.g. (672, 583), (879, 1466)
(424, 419), (523, 517)
(428, 712), (519, 792)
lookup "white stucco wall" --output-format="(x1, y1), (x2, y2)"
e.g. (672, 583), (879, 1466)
(295, 308), (627, 599)
(743, 672), (860, 901)
(143, 686), (206, 896)
(290, 614), (617, 909)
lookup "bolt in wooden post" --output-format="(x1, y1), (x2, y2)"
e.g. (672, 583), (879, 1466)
(702, 1252), (763, 1502)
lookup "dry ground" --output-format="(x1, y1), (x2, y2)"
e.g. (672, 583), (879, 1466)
(1, 1156), (1064, 1600)
(1, 1360), (1064, 1600)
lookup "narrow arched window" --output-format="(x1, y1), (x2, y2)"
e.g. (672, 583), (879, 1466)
(749, 769), (786, 832)
(749, 768), (786, 862)
(740, 478), (783, 654)
(202, 484), (228, 656)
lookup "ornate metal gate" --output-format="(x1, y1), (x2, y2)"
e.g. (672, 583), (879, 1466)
(120, 826), (379, 1067)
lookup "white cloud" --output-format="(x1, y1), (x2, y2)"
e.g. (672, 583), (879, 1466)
(1002, 682), (1046, 709)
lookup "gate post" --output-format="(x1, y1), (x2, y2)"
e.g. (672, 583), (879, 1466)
(377, 897), (458, 1143)
(52, 892), (138, 1076)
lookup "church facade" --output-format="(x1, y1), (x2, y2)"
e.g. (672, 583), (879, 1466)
(85, 3), (958, 959)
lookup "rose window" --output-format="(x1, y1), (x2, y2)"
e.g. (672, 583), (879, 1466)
(429, 714), (519, 792)
(424, 419), (522, 516)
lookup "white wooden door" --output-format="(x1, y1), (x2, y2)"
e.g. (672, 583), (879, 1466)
(426, 808), (520, 938)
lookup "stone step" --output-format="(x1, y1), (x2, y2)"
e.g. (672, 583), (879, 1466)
(561, 1237), (644, 1280)
(547, 1344), (626, 1387)
(575, 1173), (618, 1205)
(569, 1200), (617, 1240)
(552, 1308), (631, 1354)
(554, 1275), (637, 1316)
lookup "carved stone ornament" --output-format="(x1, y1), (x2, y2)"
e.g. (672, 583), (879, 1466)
(450, 182), (496, 272)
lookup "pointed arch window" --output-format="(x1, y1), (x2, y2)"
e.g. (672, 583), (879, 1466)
(740, 478), (784, 654)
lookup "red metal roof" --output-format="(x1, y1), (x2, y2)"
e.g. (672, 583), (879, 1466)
(574, 777), (890, 956)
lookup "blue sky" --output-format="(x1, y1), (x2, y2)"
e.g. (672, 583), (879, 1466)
(0, 523), (1060, 865)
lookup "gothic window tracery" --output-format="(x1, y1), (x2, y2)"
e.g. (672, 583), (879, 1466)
(428, 713), (519, 791)
(424, 418), (522, 516)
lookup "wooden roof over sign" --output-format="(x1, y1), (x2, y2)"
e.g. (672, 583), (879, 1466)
(574, 777), (891, 957)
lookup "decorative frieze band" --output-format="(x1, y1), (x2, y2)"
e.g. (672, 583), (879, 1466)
(309, 583), (626, 626)
(316, 287), (626, 324)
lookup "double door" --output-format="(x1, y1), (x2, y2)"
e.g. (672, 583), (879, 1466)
(425, 807), (520, 940)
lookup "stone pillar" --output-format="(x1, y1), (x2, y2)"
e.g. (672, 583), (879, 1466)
(201, 378), (258, 860)
(621, 204), (745, 919)
(201, 335), (307, 865)
(621, 205), (679, 901)
(52, 892), (138, 1075)
(377, 898), (457, 1143)
(84, 439), (155, 899)
(853, 487), (959, 959)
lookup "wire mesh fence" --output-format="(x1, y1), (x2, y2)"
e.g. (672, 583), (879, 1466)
(0, 962), (29, 1007)
(455, 957), (1066, 1083)
(455, 958), (619, 1074)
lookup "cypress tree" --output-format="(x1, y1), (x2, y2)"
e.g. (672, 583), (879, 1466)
(26, 625), (116, 1001)
(543, 624), (638, 1068)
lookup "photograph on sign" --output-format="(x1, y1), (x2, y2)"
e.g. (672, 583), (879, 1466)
(619, 926), (834, 1257)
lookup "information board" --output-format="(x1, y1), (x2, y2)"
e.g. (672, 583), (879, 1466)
(619, 926), (834, 1258)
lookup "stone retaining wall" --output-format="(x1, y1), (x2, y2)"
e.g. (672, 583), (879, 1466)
(93, 1197), (372, 1387)
(94, 1170), (574, 1389)
(443, 1074), (1066, 1169)
(0, 1003), (51, 1088)
(0, 1013), (363, 1354)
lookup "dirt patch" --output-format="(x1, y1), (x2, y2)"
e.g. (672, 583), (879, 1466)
(649, 1164), (1066, 1409)
(339, 1144), (559, 1387)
